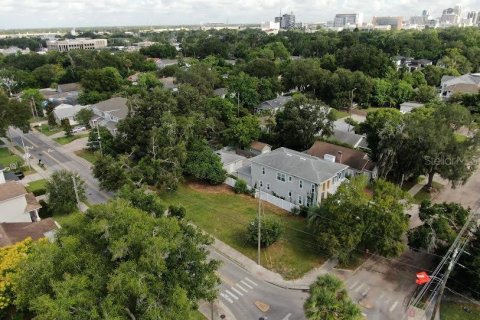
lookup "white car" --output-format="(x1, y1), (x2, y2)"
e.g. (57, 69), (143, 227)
(72, 126), (87, 133)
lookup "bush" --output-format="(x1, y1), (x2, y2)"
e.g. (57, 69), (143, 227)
(247, 216), (283, 248)
(291, 205), (309, 217)
(234, 179), (249, 194)
(169, 205), (186, 219)
(38, 200), (52, 219)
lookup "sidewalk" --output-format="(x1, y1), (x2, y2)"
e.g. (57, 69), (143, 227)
(199, 299), (237, 320)
(212, 238), (339, 290)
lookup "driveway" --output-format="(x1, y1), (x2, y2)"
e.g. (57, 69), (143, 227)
(434, 167), (480, 210)
(334, 114), (366, 133)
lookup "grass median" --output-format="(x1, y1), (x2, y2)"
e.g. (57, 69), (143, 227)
(159, 182), (326, 280)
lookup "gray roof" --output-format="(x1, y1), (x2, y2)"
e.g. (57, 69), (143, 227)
(400, 102), (425, 108)
(251, 147), (348, 184)
(213, 88), (227, 97)
(53, 104), (87, 120)
(57, 83), (81, 93)
(216, 150), (247, 166)
(333, 130), (367, 148)
(159, 77), (178, 90)
(92, 97), (129, 120)
(441, 73), (480, 86)
(258, 96), (293, 111)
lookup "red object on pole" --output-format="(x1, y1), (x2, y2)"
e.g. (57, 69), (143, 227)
(416, 271), (431, 285)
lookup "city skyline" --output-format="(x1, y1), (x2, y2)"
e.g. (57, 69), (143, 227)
(1, 0), (479, 29)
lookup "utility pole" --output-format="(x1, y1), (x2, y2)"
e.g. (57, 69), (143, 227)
(95, 121), (103, 156)
(20, 133), (31, 169)
(257, 184), (262, 265)
(237, 92), (240, 117)
(347, 87), (357, 132)
(72, 175), (81, 210)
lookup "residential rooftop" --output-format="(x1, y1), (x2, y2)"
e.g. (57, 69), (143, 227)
(0, 218), (59, 247)
(250, 147), (348, 184)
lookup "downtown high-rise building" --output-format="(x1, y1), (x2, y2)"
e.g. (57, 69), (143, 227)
(275, 12), (296, 30)
(333, 13), (363, 28)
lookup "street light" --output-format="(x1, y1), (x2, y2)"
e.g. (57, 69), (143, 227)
(347, 88), (357, 132)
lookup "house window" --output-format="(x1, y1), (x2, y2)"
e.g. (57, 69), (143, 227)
(299, 180), (303, 189)
(298, 195), (303, 205)
(262, 167), (265, 175)
(259, 180), (263, 188)
(277, 172), (286, 182)
(311, 184), (315, 192)
(288, 191), (292, 197)
(288, 176), (292, 182)
(266, 183), (270, 190)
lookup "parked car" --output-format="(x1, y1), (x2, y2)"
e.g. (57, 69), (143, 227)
(14, 171), (25, 180)
(72, 126), (87, 133)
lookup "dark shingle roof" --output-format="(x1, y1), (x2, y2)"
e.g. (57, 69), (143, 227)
(307, 141), (376, 172)
(0, 218), (58, 247)
(92, 97), (129, 120)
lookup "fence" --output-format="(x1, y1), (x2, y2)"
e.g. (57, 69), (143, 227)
(224, 178), (296, 212)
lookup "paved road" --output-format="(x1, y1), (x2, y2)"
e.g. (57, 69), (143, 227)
(10, 128), (110, 204)
(11, 128), (307, 319)
(212, 250), (307, 320)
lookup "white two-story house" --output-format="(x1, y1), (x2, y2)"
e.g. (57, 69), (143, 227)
(238, 147), (349, 206)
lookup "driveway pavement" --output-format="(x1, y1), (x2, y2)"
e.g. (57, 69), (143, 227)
(434, 167), (480, 210)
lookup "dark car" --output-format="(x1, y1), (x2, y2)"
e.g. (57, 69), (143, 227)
(14, 171), (25, 180)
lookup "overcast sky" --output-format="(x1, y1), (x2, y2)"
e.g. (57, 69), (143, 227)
(0, 0), (479, 29)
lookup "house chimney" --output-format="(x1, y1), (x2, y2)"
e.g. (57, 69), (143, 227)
(337, 151), (343, 163)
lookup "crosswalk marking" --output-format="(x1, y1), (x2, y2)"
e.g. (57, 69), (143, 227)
(220, 292), (233, 304)
(281, 313), (292, 320)
(245, 277), (258, 286)
(225, 290), (239, 300)
(241, 280), (254, 289)
(236, 283), (248, 293)
(389, 301), (399, 312)
(231, 287), (244, 296)
(348, 280), (360, 289)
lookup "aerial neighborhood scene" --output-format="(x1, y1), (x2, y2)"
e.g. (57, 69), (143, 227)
(2, 1), (480, 319)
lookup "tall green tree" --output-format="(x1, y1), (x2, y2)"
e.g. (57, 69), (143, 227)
(304, 275), (362, 320)
(13, 200), (219, 320)
(0, 90), (31, 136)
(74, 108), (94, 128)
(184, 140), (226, 185)
(223, 115), (260, 148)
(308, 176), (410, 263)
(274, 95), (334, 151)
(45, 170), (86, 215)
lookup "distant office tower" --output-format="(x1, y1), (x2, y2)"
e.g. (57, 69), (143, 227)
(440, 6), (462, 25)
(467, 11), (479, 25)
(372, 16), (404, 30)
(422, 10), (430, 17)
(333, 13), (363, 28)
(46, 38), (108, 52)
(275, 12), (296, 30)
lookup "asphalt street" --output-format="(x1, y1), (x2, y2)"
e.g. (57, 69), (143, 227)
(10, 128), (307, 319)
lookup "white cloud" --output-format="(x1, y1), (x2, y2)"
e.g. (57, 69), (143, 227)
(0, 0), (478, 29)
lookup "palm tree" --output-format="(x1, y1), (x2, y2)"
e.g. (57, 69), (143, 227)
(304, 275), (362, 320)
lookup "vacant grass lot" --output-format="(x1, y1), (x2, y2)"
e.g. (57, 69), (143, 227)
(36, 124), (62, 136)
(0, 147), (23, 168)
(413, 181), (444, 204)
(331, 109), (349, 120)
(54, 133), (89, 145)
(159, 183), (325, 280)
(440, 301), (480, 320)
(74, 149), (97, 163)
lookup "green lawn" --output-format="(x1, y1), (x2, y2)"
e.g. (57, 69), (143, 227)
(454, 133), (468, 143)
(54, 133), (89, 145)
(74, 149), (97, 163)
(159, 183), (326, 280)
(0, 148), (23, 168)
(26, 179), (47, 196)
(331, 109), (349, 120)
(440, 301), (480, 320)
(192, 310), (207, 320)
(36, 124), (62, 136)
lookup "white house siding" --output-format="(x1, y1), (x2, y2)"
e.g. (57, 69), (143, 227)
(0, 196), (31, 223)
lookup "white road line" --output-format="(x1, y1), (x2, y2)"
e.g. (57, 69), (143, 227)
(281, 313), (292, 320)
(236, 283), (248, 293)
(241, 280), (254, 289)
(245, 277), (258, 286)
(362, 313), (367, 317)
(225, 290), (239, 300)
(354, 283), (365, 293)
(220, 293), (233, 304)
(361, 287), (370, 296)
(231, 287), (244, 296)
(348, 280), (360, 289)
(389, 301), (399, 312)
